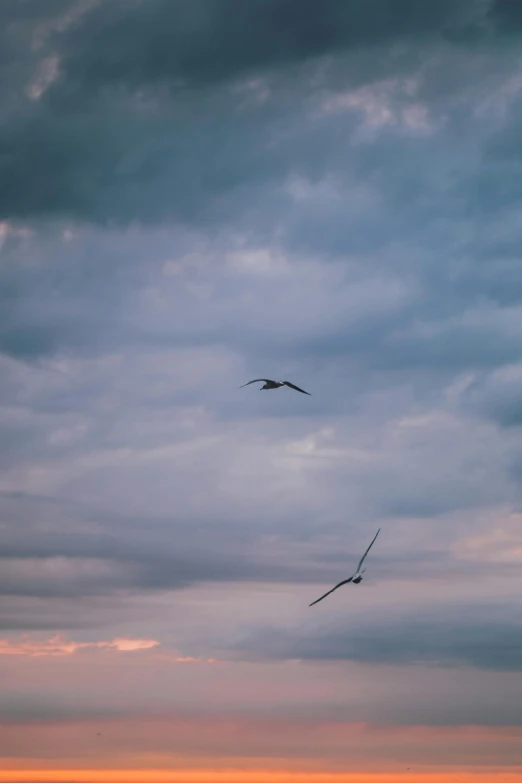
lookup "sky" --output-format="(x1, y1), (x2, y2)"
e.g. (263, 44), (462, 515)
(1, 0), (522, 781)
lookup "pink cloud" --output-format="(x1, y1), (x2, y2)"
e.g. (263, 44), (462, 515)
(0, 634), (160, 657)
(1, 717), (522, 771)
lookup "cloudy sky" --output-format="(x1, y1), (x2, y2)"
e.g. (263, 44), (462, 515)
(2, 1), (522, 781)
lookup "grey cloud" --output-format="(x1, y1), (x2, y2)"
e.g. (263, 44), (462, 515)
(0, 85), (297, 224)
(236, 606), (522, 671)
(0, 1), (69, 92)
(4, 215), (522, 390)
(0, 530), (306, 601)
(3, 100), (519, 391)
(0, 480), (515, 625)
(0, 593), (142, 631)
(1, 0), (522, 664)
(488, 0), (522, 31)
(0, 316), (516, 623)
(0, 0), (506, 226)
(51, 0), (475, 97)
(0, 489), (357, 608)
(0, 226), (135, 360)
(461, 368), (522, 428)
(0, 693), (125, 723)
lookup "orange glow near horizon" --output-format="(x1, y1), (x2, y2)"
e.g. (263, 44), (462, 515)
(2, 769), (522, 783)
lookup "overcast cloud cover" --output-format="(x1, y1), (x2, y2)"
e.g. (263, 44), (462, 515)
(2, 0), (522, 777)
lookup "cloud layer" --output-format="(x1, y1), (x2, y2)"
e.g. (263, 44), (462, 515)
(2, 0), (522, 775)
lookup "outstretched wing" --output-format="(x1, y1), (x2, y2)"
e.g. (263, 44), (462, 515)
(309, 577), (353, 607)
(283, 381), (311, 395)
(239, 379), (271, 388)
(356, 528), (381, 573)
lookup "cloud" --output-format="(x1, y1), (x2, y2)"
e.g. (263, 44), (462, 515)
(2, 1), (522, 758)
(234, 605), (522, 671)
(488, 0), (522, 31)
(0, 633), (159, 656)
(0, 0), (509, 226)
(0, 337), (518, 630)
(459, 365), (522, 428)
(52, 0), (476, 95)
(1, 716), (522, 772)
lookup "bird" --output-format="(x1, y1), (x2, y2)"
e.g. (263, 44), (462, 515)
(240, 378), (311, 395)
(309, 528), (381, 607)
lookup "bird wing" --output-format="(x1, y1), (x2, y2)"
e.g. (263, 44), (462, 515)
(308, 577), (353, 606)
(356, 528), (381, 573)
(239, 379), (272, 388)
(282, 381), (311, 395)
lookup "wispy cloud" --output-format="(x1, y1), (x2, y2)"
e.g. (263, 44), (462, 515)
(0, 634), (159, 657)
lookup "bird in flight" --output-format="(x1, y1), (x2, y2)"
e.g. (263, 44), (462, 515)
(309, 528), (381, 607)
(240, 378), (311, 395)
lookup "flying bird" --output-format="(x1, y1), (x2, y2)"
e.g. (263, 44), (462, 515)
(240, 378), (311, 395)
(309, 528), (381, 607)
